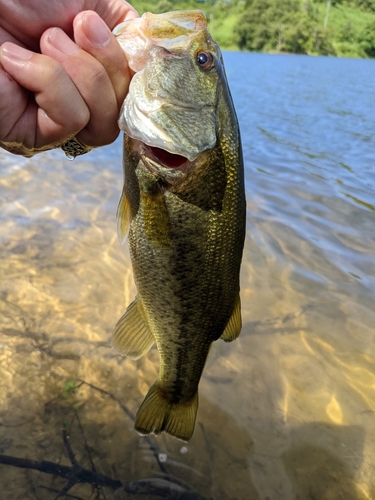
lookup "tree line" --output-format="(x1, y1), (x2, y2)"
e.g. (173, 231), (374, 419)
(130, 0), (375, 57)
(235, 0), (375, 56)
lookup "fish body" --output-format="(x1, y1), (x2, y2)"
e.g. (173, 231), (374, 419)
(113, 11), (246, 441)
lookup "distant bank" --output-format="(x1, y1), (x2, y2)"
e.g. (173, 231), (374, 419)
(130, 0), (375, 58)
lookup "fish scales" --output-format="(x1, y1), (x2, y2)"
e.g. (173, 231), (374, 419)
(112, 10), (246, 441)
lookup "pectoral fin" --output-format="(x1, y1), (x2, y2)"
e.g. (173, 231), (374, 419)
(220, 295), (242, 343)
(141, 187), (171, 247)
(116, 190), (131, 244)
(112, 297), (154, 360)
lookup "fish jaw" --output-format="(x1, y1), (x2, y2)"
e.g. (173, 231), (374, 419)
(118, 47), (218, 162)
(124, 138), (201, 187)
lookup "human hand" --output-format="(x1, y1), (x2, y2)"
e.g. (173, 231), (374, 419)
(0, 1), (139, 157)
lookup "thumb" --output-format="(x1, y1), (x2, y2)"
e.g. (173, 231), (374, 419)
(87, 0), (139, 30)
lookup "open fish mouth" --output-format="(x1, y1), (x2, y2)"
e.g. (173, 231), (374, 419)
(137, 142), (192, 183)
(148, 146), (188, 169)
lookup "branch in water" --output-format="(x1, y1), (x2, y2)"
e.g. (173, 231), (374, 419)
(0, 454), (207, 499)
(0, 453), (122, 489)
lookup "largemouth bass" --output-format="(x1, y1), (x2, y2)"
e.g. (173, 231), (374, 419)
(112, 10), (246, 441)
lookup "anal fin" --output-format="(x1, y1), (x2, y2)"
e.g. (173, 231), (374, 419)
(220, 295), (242, 343)
(112, 297), (154, 360)
(135, 382), (199, 442)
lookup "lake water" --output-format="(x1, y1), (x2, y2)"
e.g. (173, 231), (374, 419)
(0, 52), (374, 500)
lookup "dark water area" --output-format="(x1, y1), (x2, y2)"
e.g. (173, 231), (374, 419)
(0, 52), (374, 499)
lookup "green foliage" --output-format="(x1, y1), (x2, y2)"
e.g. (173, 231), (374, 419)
(352, 0), (375, 12)
(235, 0), (336, 55)
(280, 13), (313, 54)
(61, 380), (79, 399)
(282, 12), (336, 54)
(235, 0), (298, 52)
(338, 20), (356, 41)
(314, 1), (375, 56)
(154, 0), (175, 13)
(358, 18), (375, 54)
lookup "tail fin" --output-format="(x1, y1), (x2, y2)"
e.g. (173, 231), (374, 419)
(135, 382), (199, 442)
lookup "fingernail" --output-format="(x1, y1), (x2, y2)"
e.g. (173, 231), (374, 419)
(82, 12), (112, 48)
(1, 43), (33, 61)
(48, 28), (79, 55)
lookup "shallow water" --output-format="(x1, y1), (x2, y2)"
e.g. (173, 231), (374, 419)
(0, 52), (375, 500)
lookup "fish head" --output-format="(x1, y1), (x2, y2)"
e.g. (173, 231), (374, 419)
(114, 11), (232, 183)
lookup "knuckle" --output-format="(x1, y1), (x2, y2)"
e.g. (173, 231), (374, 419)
(87, 63), (109, 89)
(69, 105), (90, 132)
(100, 127), (120, 146)
(44, 57), (66, 83)
(0, 73), (22, 139)
(81, 121), (119, 149)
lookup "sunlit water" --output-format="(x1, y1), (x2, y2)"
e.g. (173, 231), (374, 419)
(0, 52), (374, 500)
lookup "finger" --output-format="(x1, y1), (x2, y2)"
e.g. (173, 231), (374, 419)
(73, 11), (130, 110)
(0, 43), (89, 152)
(0, 63), (32, 155)
(40, 27), (120, 148)
(0, 26), (26, 46)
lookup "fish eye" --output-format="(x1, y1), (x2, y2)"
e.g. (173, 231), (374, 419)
(196, 51), (214, 70)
